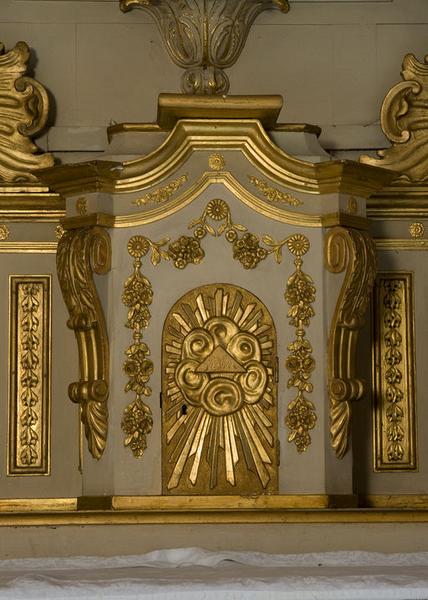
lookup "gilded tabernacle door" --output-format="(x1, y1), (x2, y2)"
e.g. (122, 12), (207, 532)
(162, 284), (278, 495)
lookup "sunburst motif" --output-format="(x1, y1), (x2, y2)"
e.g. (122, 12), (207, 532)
(162, 284), (277, 495)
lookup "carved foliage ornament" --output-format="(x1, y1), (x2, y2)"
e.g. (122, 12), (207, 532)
(0, 41), (53, 182)
(9, 277), (51, 475)
(284, 235), (316, 453)
(120, 0), (289, 95)
(121, 236), (156, 457)
(325, 227), (376, 459)
(360, 54), (428, 182)
(57, 226), (111, 460)
(373, 273), (417, 471)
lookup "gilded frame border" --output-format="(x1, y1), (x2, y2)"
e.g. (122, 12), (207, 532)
(8, 275), (52, 476)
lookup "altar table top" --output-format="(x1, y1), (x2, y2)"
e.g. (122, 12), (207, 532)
(0, 547), (427, 599)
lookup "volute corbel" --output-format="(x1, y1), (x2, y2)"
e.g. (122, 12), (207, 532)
(325, 226), (377, 459)
(56, 225), (111, 460)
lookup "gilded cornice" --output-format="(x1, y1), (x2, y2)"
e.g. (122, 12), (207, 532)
(2, 495), (428, 525)
(368, 184), (428, 219)
(0, 187), (64, 220)
(39, 120), (393, 198)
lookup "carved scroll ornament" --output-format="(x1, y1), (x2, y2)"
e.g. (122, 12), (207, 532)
(0, 41), (53, 182)
(56, 226), (111, 460)
(325, 227), (377, 459)
(120, 0), (289, 95)
(360, 54), (428, 182)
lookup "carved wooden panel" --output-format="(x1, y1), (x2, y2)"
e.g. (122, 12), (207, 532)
(162, 283), (278, 495)
(8, 276), (51, 475)
(372, 272), (417, 471)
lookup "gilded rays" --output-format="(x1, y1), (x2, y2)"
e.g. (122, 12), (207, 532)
(162, 284), (278, 495)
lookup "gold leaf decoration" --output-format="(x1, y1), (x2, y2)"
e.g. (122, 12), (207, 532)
(122, 236), (155, 457)
(249, 176), (302, 207)
(325, 227), (377, 459)
(0, 41), (53, 182)
(167, 235), (205, 269)
(56, 226), (111, 460)
(409, 222), (425, 239)
(9, 277), (51, 474)
(208, 153), (225, 171)
(76, 198), (87, 215)
(0, 224), (10, 241)
(360, 54), (428, 182)
(133, 174), (188, 207)
(284, 235), (317, 452)
(373, 273), (417, 471)
(162, 284), (278, 494)
(55, 225), (65, 240)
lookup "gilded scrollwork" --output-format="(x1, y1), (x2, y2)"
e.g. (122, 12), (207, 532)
(360, 53), (428, 182)
(133, 174), (188, 207)
(121, 236), (156, 457)
(9, 277), (51, 475)
(284, 235), (317, 452)
(373, 273), (416, 471)
(0, 41), (53, 182)
(56, 226), (111, 460)
(120, 0), (289, 94)
(162, 284), (278, 494)
(325, 227), (377, 459)
(249, 176), (302, 207)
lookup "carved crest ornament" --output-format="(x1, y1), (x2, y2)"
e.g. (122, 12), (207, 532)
(361, 53), (428, 182)
(120, 0), (289, 94)
(0, 41), (53, 182)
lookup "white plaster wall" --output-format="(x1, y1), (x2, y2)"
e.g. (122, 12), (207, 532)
(1, 0), (428, 159)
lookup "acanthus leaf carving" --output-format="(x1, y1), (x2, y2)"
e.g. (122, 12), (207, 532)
(325, 227), (376, 459)
(120, 0), (289, 95)
(0, 41), (53, 183)
(360, 53), (428, 182)
(56, 226), (111, 460)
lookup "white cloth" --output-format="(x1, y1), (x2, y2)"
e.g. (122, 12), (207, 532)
(0, 548), (427, 599)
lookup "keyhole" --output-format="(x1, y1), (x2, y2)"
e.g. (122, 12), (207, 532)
(181, 404), (187, 416)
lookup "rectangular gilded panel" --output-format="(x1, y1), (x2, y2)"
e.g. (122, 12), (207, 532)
(8, 276), (51, 475)
(372, 272), (417, 471)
